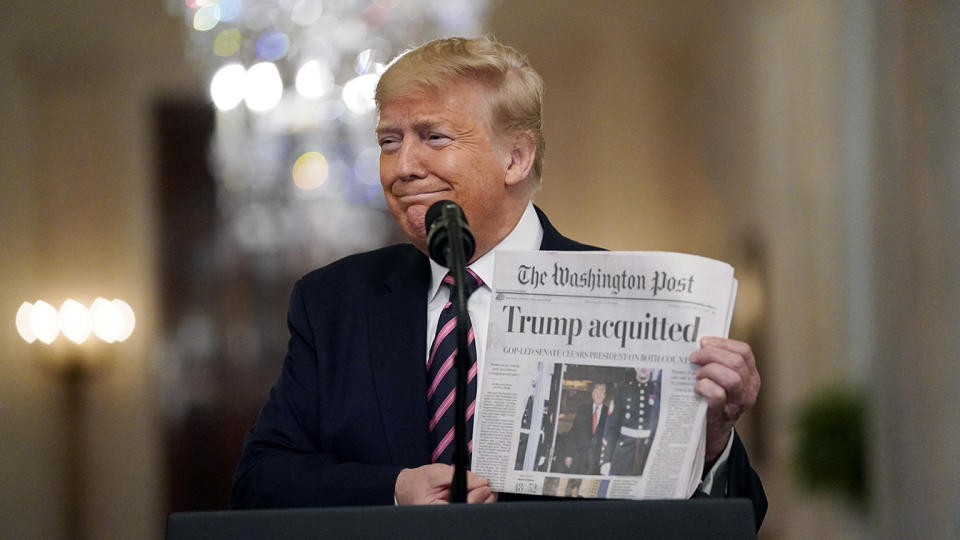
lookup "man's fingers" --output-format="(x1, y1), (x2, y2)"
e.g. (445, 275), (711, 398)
(691, 337), (760, 412)
(694, 377), (727, 410)
(426, 463), (455, 485)
(395, 464), (456, 505)
(692, 337), (756, 370)
(466, 471), (490, 490)
(467, 485), (493, 504)
(695, 362), (743, 400)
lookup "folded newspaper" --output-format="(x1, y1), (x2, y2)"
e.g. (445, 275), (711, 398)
(472, 250), (737, 500)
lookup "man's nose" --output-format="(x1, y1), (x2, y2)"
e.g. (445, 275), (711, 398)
(394, 139), (427, 180)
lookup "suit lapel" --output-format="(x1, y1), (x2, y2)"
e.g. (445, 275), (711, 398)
(367, 247), (431, 466)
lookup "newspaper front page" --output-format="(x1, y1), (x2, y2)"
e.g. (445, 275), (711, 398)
(472, 250), (737, 500)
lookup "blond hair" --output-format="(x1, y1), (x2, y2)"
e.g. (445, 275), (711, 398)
(375, 36), (545, 182)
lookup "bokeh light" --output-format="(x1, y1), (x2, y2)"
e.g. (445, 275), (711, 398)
(30, 301), (60, 345)
(342, 73), (379, 114)
(210, 63), (246, 111)
(295, 60), (334, 99)
(113, 299), (136, 343)
(90, 297), (119, 343)
(355, 48), (377, 75)
(15, 298), (136, 345)
(193, 4), (222, 31)
(218, 0), (244, 22)
(213, 28), (243, 57)
(59, 299), (91, 345)
(244, 62), (283, 112)
(88, 297), (136, 343)
(292, 151), (330, 190)
(290, 0), (323, 26)
(354, 146), (381, 186)
(16, 302), (36, 343)
(256, 31), (290, 61)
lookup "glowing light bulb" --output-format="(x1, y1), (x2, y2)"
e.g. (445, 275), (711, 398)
(90, 297), (119, 343)
(30, 301), (59, 344)
(211, 63), (247, 111)
(113, 299), (136, 343)
(16, 302), (36, 343)
(59, 299), (91, 344)
(244, 62), (283, 112)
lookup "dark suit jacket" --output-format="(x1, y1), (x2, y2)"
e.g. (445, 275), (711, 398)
(564, 402), (607, 475)
(231, 208), (767, 529)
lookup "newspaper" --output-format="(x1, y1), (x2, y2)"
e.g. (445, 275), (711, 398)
(472, 250), (737, 500)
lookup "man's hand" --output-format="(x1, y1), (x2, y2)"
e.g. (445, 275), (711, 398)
(690, 336), (760, 468)
(395, 464), (496, 505)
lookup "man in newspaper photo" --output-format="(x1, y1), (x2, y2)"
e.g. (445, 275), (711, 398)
(231, 36), (767, 530)
(562, 382), (609, 475)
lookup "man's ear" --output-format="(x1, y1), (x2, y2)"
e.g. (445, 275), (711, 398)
(503, 131), (536, 187)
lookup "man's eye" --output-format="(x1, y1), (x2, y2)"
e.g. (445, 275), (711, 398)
(379, 138), (400, 151)
(426, 133), (450, 144)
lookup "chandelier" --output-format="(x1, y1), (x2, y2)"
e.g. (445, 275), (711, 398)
(169, 0), (491, 262)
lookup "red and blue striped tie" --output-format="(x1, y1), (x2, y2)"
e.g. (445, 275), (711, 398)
(427, 268), (483, 465)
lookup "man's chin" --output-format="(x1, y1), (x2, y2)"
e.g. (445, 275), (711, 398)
(401, 206), (429, 249)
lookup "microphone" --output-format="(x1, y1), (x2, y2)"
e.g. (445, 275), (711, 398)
(425, 200), (476, 266)
(424, 199), (476, 503)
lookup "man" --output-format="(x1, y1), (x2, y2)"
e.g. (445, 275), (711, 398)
(601, 369), (661, 476)
(231, 36), (766, 528)
(562, 383), (608, 475)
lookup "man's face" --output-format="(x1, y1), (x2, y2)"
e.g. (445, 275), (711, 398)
(592, 384), (606, 406)
(376, 81), (516, 256)
(635, 368), (652, 383)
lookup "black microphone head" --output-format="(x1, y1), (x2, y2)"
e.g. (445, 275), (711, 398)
(425, 200), (475, 267)
(425, 200), (455, 234)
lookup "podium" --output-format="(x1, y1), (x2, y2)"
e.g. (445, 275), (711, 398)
(167, 499), (756, 540)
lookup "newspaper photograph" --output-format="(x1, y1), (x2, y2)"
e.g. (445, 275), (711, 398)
(472, 250), (737, 500)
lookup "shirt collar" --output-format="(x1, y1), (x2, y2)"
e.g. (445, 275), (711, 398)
(428, 202), (543, 301)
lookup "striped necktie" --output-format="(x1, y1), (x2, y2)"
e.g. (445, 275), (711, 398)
(427, 268), (483, 465)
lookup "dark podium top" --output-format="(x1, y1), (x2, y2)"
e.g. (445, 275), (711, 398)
(168, 499), (756, 540)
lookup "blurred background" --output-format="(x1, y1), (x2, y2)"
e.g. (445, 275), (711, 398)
(1, 0), (957, 538)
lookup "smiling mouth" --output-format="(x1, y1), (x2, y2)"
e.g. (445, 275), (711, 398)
(395, 189), (449, 203)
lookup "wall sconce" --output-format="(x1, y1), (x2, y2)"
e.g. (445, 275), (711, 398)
(15, 297), (136, 540)
(16, 297), (135, 347)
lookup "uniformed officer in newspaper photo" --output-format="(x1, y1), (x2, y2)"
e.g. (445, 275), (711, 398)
(601, 368), (662, 476)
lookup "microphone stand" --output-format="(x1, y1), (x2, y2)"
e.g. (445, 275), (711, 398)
(444, 206), (472, 503)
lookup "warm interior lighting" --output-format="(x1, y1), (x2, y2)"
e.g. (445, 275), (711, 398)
(16, 302), (37, 343)
(59, 299), (92, 344)
(112, 299), (136, 343)
(90, 297), (119, 343)
(30, 301), (60, 345)
(16, 297), (136, 345)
